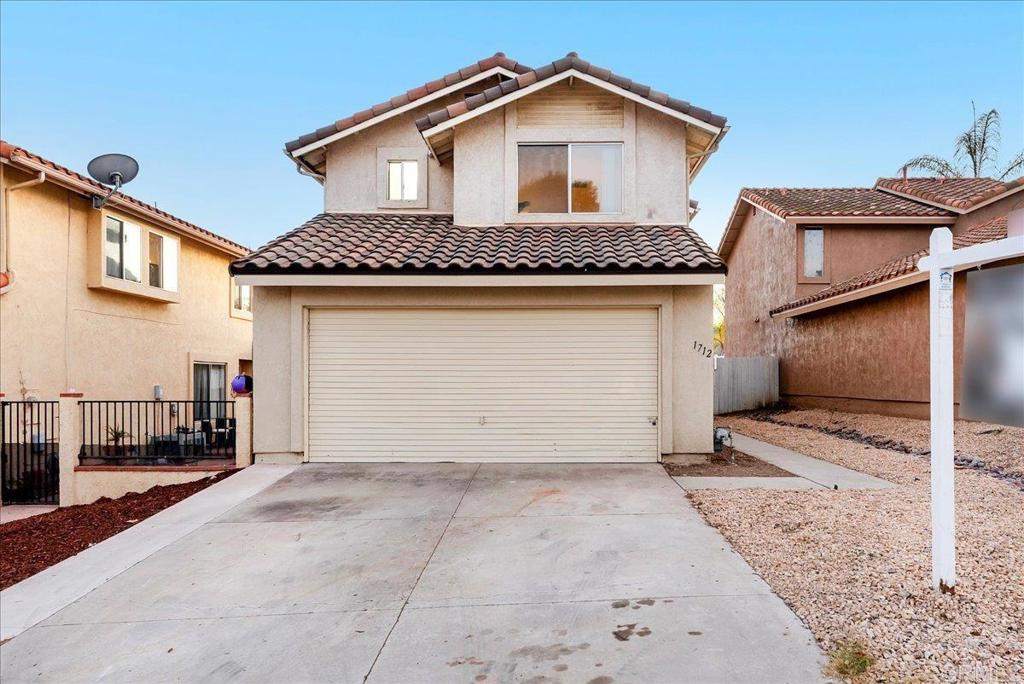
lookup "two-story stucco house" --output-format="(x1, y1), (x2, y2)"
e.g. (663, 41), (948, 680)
(1, 141), (254, 402)
(720, 175), (1023, 418)
(232, 52), (728, 463)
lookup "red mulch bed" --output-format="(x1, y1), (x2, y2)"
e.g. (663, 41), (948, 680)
(0, 471), (234, 590)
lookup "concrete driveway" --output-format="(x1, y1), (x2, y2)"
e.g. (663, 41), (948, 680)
(1, 464), (824, 683)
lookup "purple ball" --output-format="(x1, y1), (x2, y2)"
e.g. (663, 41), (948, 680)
(231, 374), (253, 394)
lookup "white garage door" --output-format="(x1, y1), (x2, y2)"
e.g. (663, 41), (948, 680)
(307, 308), (659, 462)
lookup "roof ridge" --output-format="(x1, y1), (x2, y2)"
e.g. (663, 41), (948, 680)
(0, 140), (248, 254)
(414, 51), (727, 134)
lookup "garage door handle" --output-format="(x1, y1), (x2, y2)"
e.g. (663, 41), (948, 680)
(649, 417), (658, 426)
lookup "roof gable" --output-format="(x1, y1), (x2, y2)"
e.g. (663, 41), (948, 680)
(285, 53), (529, 175)
(415, 52), (728, 178)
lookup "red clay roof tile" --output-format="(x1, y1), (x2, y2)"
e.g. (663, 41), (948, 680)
(284, 53), (530, 154)
(416, 52), (727, 134)
(875, 177), (1023, 210)
(740, 187), (955, 219)
(1, 140), (247, 255)
(231, 213), (725, 276)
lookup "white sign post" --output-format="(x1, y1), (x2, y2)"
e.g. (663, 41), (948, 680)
(918, 217), (1024, 593)
(926, 228), (956, 593)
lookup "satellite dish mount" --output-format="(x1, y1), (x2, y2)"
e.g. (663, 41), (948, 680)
(87, 154), (139, 209)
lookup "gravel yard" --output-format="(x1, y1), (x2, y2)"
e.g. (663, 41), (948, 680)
(740, 408), (1024, 483)
(691, 416), (1023, 683)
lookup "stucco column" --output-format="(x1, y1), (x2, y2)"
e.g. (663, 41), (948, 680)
(234, 394), (252, 468)
(57, 392), (82, 507)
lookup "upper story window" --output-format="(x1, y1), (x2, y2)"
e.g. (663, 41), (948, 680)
(802, 227), (825, 279)
(517, 143), (622, 214)
(105, 217), (141, 282)
(387, 160), (419, 201)
(148, 232), (180, 292)
(377, 147), (428, 209)
(233, 280), (252, 313)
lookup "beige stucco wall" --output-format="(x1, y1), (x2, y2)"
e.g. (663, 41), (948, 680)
(0, 165), (252, 402)
(451, 96), (691, 227)
(323, 84), (693, 228)
(251, 284), (715, 462)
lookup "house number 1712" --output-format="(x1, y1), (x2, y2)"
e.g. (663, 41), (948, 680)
(692, 341), (712, 358)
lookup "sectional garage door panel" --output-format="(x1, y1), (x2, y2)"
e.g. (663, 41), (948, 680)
(307, 308), (659, 462)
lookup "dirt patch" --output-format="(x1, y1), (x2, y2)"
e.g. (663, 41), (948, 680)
(663, 446), (792, 477)
(737, 407), (1024, 487)
(0, 471), (234, 590)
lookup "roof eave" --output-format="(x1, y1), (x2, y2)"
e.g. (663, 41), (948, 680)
(289, 65), (521, 162)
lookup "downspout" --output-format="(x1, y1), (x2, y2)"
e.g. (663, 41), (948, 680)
(1, 169), (47, 293)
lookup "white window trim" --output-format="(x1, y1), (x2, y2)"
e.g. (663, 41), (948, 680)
(230, 277), (253, 321)
(89, 209), (181, 303)
(504, 101), (636, 225)
(376, 146), (429, 209)
(147, 228), (181, 293)
(516, 142), (625, 217)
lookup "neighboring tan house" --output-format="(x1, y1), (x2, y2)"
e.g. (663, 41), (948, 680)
(232, 52), (728, 463)
(720, 176), (1023, 418)
(1, 141), (253, 504)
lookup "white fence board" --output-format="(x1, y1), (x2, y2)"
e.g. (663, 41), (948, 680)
(714, 356), (779, 415)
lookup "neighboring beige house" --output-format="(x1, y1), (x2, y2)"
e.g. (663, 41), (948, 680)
(1, 141), (253, 401)
(1, 141), (253, 504)
(233, 52), (728, 463)
(720, 176), (1023, 418)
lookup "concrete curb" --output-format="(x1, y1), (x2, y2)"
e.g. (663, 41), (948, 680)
(0, 464), (296, 641)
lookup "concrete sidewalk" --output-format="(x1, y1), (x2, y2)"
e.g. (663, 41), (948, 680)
(675, 433), (894, 490)
(1, 462), (825, 683)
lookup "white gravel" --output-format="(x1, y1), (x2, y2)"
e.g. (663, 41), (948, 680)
(692, 416), (1024, 683)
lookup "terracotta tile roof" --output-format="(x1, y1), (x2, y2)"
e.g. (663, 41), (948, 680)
(0, 140), (248, 256)
(231, 213), (725, 276)
(770, 216), (1009, 315)
(875, 176), (1024, 211)
(415, 52), (727, 134)
(284, 53), (530, 154)
(739, 187), (955, 220)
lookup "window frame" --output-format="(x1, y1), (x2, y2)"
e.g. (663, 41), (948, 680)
(192, 361), (227, 421)
(147, 229), (180, 292)
(797, 225), (830, 284)
(104, 216), (142, 283)
(230, 277), (253, 320)
(376, 147), (429, 209)
(516, 142), (624, 216)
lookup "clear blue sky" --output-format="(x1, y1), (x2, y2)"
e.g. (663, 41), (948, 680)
(2, 1), (1021, 250)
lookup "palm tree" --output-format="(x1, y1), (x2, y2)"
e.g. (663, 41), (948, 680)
(901, 103), (1024, 180)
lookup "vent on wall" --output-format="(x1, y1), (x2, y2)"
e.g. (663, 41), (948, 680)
(517, 80), (624, 128)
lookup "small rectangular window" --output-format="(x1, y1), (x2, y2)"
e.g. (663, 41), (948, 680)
(517, 143), (622, 214)
(803, 228), (825, 278)
(104, 217), (141, 282)
(387, 160), (418, 201)
(149, 233), (163, 288)
(233, 281), (251, 312)
(147, 232), (179, 291)
(193, 362), (226, 420)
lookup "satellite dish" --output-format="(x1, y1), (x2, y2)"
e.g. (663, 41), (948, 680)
(87, 153), (139, 208)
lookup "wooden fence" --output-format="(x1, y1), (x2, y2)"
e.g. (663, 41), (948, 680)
(714, 356), (779, 415)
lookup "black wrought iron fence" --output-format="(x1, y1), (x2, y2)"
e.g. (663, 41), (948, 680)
(79, 400), (236, 466)
(1, 400), (60, 504)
